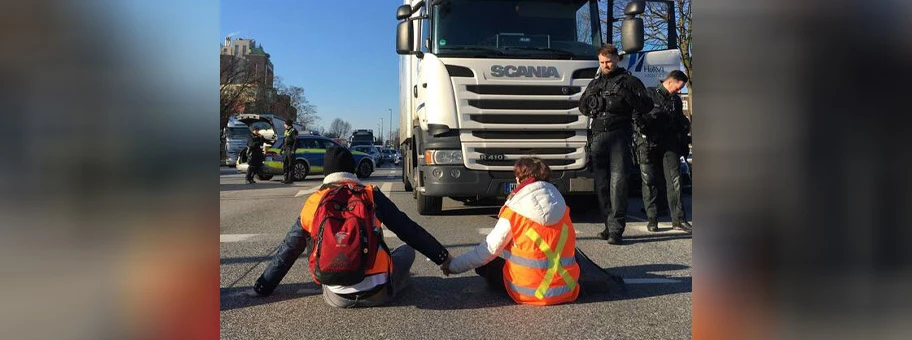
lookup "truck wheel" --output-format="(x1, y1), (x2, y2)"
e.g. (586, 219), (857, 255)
(293, 161), (309, 181)
(416, 190), (442, 215)
(402, 161), (413, 192)
(257, 173), (273, 181)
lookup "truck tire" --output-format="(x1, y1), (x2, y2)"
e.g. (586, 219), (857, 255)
(257, 173), (273, 181)
(416, 189), (442, 215)
(402, 158), (413, 192)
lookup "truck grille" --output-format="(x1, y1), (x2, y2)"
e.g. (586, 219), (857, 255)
(471, 131), (575, 139)
(469, 114), (578, 124)
(474, 147), (575, 155)
(468, 99), (579, 110)
(450, 66), (593, 171)
(477, 159), (574, 167)
(466, 85), (581, 95)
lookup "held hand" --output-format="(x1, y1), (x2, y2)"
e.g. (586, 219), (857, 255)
(439, 255), (453, 276)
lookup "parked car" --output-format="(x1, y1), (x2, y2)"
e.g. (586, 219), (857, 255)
(237, 135), (375, 180)
(351, 145), (383, 166)
(380, 148), (400, 165)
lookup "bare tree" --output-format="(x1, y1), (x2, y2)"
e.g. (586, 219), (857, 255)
(220, 55), (253, 130)
(327, 118), (352, 139)
(274, 77), (320, 128)
(601, 0), (692, 90)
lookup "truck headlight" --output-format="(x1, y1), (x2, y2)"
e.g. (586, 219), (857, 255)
(424, 149), (463, 165)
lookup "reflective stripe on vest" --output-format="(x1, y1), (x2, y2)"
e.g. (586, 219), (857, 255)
(502, 250), (575, 269)
(500, 205), (580, 305)
(520, 224), (577, 300)
(507, 281), (574, 298)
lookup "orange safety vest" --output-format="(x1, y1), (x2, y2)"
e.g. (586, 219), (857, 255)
(499, 205), (580, 306)
(299, 183), (391, 284)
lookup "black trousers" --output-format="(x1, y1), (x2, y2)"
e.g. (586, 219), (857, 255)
(282, 149), (295, 182)
(245, 163), (262, 182)
(590, 127), (633, 235)
(639, 147), (686, 224)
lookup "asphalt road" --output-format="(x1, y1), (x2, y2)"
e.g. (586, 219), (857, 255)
(220, 163), (692, 339)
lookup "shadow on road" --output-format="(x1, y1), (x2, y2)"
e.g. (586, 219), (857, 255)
(220, 263), (690, 311)
(220, 182), (288, 191)
(575, 233), (692, 244)
(220, 256), (272, 265)
(601, 264), (692, 302)
(220, 282), (322, 312)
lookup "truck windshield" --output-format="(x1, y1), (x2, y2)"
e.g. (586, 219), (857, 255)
(432, 0), (602, 59)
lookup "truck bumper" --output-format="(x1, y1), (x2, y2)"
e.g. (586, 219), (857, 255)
(421, 165), (595, 197)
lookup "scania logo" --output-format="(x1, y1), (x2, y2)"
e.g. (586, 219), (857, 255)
(490, 65), (560, 78)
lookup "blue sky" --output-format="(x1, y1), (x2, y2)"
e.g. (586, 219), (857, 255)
(220, 0), (402, 133)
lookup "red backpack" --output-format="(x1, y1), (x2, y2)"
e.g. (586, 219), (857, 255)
(308, 183), (380, 286)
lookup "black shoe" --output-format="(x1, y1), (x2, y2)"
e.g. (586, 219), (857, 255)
(647, 219), (659, 232)
(246, 180), (256, 184)
(281, 180), (293, 184)
(597, 230), (611, 240)
(253, 277), (274, 297)
(606, 233), (623, 245)
(673, 221), (693, 233)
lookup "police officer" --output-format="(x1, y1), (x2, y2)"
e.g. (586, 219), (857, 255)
(245, 127), (266, 184)
(281, 119), (299, 184)
(580, 44), (654, 245)
(634, 70), (692, 233)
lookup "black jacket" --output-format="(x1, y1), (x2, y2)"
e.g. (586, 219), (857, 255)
(580, 67), (653, 132)
(281, 126), (298, 152)
(636, 86), (690, 156)
(246, 133), (266, 166)
(254, 176), (450, 296)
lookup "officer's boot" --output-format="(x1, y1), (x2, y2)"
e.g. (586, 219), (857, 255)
(673, 221), (693, 233)
(647, 218), (659, 232)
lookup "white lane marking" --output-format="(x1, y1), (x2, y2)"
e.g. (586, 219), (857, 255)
(624, 278), (682, 284)
(295, 186), (320, 197)
(220, 234), (258, 243)
(380, 182), (393, 193)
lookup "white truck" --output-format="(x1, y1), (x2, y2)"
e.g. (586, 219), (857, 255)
(396, 0), (681, 214)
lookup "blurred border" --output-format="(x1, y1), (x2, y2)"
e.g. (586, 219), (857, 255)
(0, 1), (219, 339)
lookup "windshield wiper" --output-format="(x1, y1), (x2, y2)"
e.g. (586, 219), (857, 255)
(439, 46), (504, 55)
(503, 46), (577, 58)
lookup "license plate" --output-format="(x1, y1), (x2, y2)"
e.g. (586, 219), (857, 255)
(504, 182), (517, 194)
(479, 153), (506, 161)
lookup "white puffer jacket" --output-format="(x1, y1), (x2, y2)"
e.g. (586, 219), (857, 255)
(448, 181), (567, 274)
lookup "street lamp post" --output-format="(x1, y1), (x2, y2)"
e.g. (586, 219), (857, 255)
(379, 118), (384, 146)
(388, 108), (392, 147)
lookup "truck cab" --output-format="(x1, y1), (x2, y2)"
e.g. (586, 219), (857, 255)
(396, 0), (677, 214)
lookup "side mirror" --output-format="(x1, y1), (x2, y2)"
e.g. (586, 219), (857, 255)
(624, 1), (646, 16)
(621, 18), (644, 53)
(396, 21), (414, 55)
(396, 5), (412, 20)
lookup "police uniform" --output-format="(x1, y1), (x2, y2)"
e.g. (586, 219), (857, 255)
(579, 67), (653, 243)
(634, 85), (691, 231)
(281, 125), (298, 183)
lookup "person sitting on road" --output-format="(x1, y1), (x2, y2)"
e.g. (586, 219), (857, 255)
(253, 146), (452, 308)
(442, 157), (581, 306)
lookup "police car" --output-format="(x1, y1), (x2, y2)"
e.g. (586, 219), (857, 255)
(236, 134), (375, 181)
